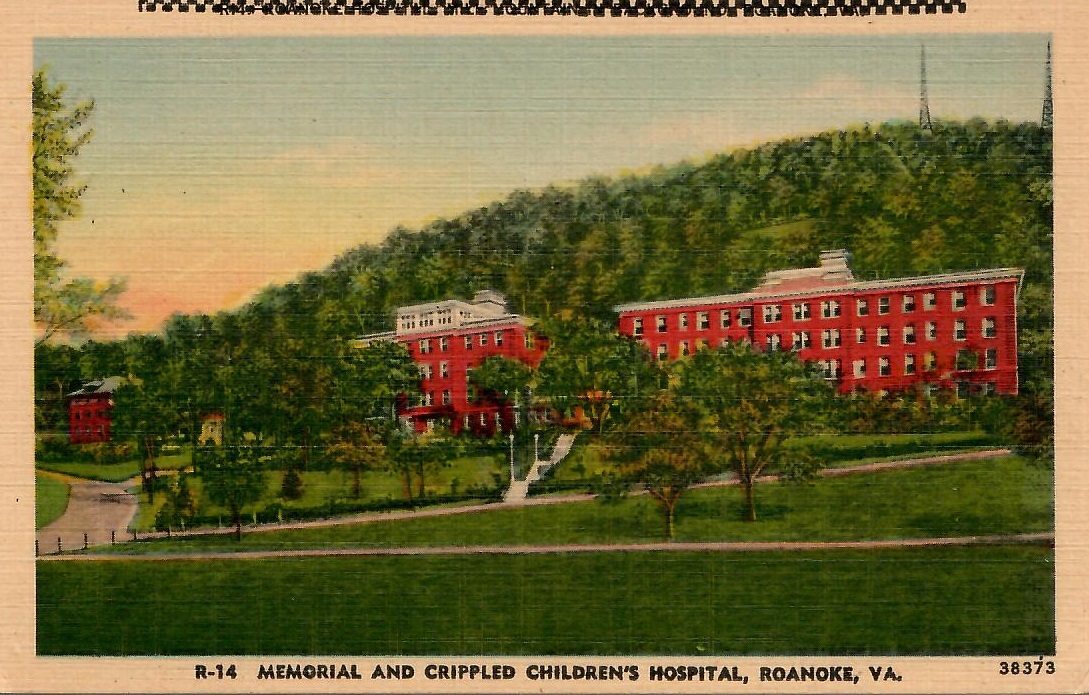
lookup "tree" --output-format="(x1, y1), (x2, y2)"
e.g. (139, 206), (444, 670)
(327, 421), (386, 499)
(535, 318), (660, 435)
(468, 355), (534, 410)
(676, 342), (833, 522)
(199, 445), (265, 540)
(33, 68), (127, 344)
(602, 393), (711, 540)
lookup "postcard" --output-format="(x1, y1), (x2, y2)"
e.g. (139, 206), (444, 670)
(1, 0), (1085, 692)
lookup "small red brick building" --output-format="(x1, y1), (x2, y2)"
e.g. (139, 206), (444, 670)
(67, 376), (123, 444)
(355, 290), (549, 435)
(615, 251), (1022, 396)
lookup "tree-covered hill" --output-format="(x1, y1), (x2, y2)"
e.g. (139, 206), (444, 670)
(37, 118), (1053, 457)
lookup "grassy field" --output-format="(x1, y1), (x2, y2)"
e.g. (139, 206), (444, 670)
(128, 454), (505, 532)
(99, 456), (1051, 554)
(37, 544), (1054, 656)
(35, 474), (70, 529)
(36, 452), (193, 483)
(552, 430), (1002, 485)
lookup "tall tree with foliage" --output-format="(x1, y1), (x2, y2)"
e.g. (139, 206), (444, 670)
(675, 342), (833, 522)
(602, 393), (711, 540)
(33, 68), (127, 344)
(468, 355), (534, 409)
(535, 318), (660, 435)
(199, 445), (265, 540)
(327, 421), (386, 499)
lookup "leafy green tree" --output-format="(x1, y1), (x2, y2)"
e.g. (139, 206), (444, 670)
(602, 393), (711, 540)
(33, 68), (127, 344)
(199, 445), (265, 540)
(675, 342), (833, 522)
(535, 318), (660, 435)
(468, 356), (534, 410)
(327, 421), (386, 499)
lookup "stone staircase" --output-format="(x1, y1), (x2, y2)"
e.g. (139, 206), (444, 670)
(503, 433), (577, 504)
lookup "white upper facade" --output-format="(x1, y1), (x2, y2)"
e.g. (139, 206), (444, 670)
(394, 290), (511, 336)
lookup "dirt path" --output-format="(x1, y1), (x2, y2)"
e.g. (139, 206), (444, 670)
(36, 477), (138, 553)
(38, 531), (1054, 562)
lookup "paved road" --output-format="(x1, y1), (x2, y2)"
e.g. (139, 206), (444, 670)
(36, 474), (138, 553)
(38, 532), (1054, 562)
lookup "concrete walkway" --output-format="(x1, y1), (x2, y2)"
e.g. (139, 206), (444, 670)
(36, 474), (138, 553)
(503, 432), (577, 503)
(39, 532), (1054, 562)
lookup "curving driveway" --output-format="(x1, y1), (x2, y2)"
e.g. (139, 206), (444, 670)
(36, 476), (138, 553)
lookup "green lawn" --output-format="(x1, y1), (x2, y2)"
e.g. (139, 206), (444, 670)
(127, 454), (505, 532)
(37, 545), (1054, 656)
(101, 456), (1051, 555)
(36, 452), (193, 483)
(35, 474), (70, 529)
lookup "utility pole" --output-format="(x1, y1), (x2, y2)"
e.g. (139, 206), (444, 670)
(1042, 40), (1054, 130)
(919, 45), (933, 131)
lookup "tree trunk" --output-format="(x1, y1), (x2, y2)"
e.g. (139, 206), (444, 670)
(402, 470), (413, 503)
(232, 508), (242, 541)
(665, 500), (677, 541)
(743, 477), (757, 522)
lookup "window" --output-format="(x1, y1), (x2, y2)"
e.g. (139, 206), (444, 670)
(955, 320), (967, 341)
(525, 333), (535, 349)
(656, 316), (667, 333)
(791, 331), (811, 350)
(719, 310), (731, 329)
(480, 333), (489, 346)
(822, 329), (841, 349)
(853, 359), (867, 378)
(879, 357), (891, 377)
(464, 336), (473, 350)
(856, 299), (869, 317)
(680, 341), (691, 357)
(819, 360), (840, 379)
(981, 286), (996, 306)
(924, 352), (937, 372)
(904, 353), (916, 375)
(440, 337), (449, 352)
(923, 292), (937, 310)
(877, 326), (890, 346)
(679, 313), (689, 330)
(793, 302), (811, 321)
(762, 305), (782, 324)
(766, 334), (781, 351)
(981, 382), (997, 396)
(903, 324), (916, 345)
(903, 295), (916, 313)
(495, 331), (504, 346)
(982, 317), (996, 339)
(985, 348), (998, 370)
(698, 339), (710, 351)
(878, 296), (890, 315)
(440, 361), (449, 378)
(821, 300), (841, 319)
(657, 344), (668, 361)
(739, 308), (753, 327)
(632, 317), (643, 336)
(926, 321), (937, 341)
(952, 290), (966, 311)
(424, 391), (434, 406)
(419, 364), (433, 380)
(419, 338), (431, 354)
(697, 312), (710, 330)
(856, 327), (866, 344)
(720, 338), (731, 349)
(957, 381), (971, 399)
(442, 390), (452, 406)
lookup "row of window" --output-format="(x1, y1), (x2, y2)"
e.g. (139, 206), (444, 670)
(770, 318), (999, 351)
(72, 408), (109, 421)
(418, 330), (534, 354)
(633, 286), (999, 335)
(847, 348), (999, 379)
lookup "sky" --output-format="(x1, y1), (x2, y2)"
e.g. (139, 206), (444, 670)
(34, 34), (1049, 336)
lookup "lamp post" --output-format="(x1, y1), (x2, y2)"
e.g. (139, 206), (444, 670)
(509, 432), (516, 482)
(534, 432), (540, 464)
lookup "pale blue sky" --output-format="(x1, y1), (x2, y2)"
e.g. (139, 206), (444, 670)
(35, 34), (1049, 334)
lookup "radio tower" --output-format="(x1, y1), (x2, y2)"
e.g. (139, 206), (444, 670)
(1041, 40), (1053, 130)
(919, 45), (933, 131)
